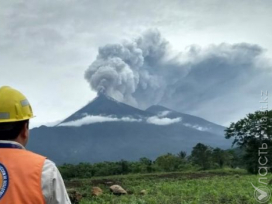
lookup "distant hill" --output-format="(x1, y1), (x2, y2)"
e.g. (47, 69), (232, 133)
(28, 93), (232, 164)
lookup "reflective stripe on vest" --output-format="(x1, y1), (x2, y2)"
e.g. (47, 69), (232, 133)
(0, 143), (46, 204)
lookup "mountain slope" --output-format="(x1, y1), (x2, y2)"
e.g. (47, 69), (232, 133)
(60, 93), (151, 124)
(146, 105), (225, 135)
(28, 94), (232, 164)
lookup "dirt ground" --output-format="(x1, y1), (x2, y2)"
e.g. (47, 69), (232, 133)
(65, 171), (236, 188)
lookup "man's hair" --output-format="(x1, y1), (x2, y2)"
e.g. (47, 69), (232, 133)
(0, 120), (29, 140)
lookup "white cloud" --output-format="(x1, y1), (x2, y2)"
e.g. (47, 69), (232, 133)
(146, 116), (181, 126)
(30, 120), (62, 129)
(158, 111), (171, 117)
(58, 115), (142, 127)
(183, 123), (209, 131)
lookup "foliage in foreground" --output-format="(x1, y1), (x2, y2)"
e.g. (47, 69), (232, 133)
(66, 169), (272, 204)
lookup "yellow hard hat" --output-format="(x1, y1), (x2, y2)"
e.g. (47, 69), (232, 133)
(0, 86), (34, 123)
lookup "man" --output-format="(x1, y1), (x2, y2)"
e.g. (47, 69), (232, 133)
(0, 86), (71, 204)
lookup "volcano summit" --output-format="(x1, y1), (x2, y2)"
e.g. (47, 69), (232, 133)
(28, 94), (231, 164)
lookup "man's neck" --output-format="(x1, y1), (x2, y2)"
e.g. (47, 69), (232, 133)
(0, 140), (25, 149)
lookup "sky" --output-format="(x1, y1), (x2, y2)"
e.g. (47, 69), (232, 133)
(0, 0), (271, 128)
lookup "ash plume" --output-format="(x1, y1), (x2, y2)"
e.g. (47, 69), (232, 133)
(85, 29), (169, 108)
(85, 29), (272, 124)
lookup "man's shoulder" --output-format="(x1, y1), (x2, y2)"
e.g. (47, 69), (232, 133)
(18, 149), (47, 162)
(41, 159), (60, 184)
(43, 159), (58, 171)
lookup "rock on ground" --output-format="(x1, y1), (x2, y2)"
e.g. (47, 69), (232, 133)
(140, 190), (147, 195)
(92, 187), (103, 196)
(67, 189), (82, 204)
(110, 185), (127, 195)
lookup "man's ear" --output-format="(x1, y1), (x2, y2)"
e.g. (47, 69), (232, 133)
(21, 122), (29, 139)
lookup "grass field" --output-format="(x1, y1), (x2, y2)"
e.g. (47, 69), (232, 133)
(65, 169), (272, 204)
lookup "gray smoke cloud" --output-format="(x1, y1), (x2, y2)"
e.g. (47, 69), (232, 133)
(85, 29), (169, 107)
(85, 29), (272, 124)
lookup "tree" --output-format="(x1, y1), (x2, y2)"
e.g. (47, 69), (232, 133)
(191, 143), (213, 170)
(212, 148), (225, 168)
(177, 151), (187, 159)
(119, 160), (130, 174)
(225, 110), (272, 173)
(225, 110), (272, 147)
(225, 148), (245, 168)
(155, 153), (181, 172)
(139, 157), (153, 173)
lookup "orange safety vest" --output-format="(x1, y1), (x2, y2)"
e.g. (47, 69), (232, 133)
(0, 144), (46, 204)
